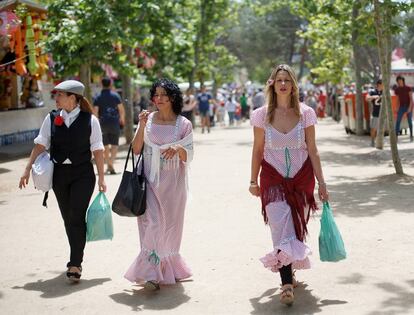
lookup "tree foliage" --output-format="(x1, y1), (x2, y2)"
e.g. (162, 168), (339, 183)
(221, 1), (303, 82)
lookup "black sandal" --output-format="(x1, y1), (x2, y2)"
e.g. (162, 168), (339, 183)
(66, 266), (82, 282)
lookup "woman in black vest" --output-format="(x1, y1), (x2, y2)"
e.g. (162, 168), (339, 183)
(19, 80), (106, 282)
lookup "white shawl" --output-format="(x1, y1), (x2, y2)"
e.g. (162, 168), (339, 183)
(143, 122), (194, 187)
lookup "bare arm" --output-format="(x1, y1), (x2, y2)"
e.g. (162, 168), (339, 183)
(93, 106), (99, 118)
(132, 110), (150, 155)
(249, 127), (264, 197)
(305, 125), (329, 201)
(19, 144), (46, 189)
(365, 94), (378, 102)
(162, 145), (188, 162)
(92, 149), (106, 192)
(409, 91), (413, 111)
(117, 103), (125, 126)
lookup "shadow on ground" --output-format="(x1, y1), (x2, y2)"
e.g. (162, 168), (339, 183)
(321, 148), (414, 168)
(109, 283), (190, 311)
(367, 280), (414, 315)
(0, 168), (11, 175)
(250, 283), (347, 315)
(12, 272), (111, 298)
(328, 174), (414, 218)
(337, 273), (365, 285)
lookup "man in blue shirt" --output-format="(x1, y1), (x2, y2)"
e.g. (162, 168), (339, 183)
(93, 77), (125, 174)
(197, 85), (212, 133)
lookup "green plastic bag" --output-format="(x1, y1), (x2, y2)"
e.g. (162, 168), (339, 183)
(319, 202), (346, 262)
(86, 192), (114, 242)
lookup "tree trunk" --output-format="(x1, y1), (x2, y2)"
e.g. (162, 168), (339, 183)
(298, 38), (307, 80)
(375, 95), (386, 149)
(373, 0), (404, 174)
(120, 48), (134, 144)
(121, 72), (134, 144)
(189, 1), (206, 89)
(212, 72), (218, 99)
(352, 2), (364, 136)
(79, 63), (92, 103)
(288, 32), (296, 65)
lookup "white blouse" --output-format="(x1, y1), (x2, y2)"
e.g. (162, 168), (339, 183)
(34, 106), (104, 164)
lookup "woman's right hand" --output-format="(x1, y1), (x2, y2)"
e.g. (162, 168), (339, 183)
(249, 184), (260, 197)
(19, 168), (30, 189)
(138, 110), (150, 126)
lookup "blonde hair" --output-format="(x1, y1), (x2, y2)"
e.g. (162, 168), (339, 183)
(265, 64), (300, 124)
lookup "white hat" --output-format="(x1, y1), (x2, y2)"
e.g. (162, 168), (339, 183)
(54, 80), (85, 96)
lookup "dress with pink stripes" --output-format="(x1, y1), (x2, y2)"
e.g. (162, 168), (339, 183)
(251, 103), (317, 273)
(124, 113), (193, 284)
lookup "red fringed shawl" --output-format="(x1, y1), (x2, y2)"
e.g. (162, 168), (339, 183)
(259, 157), (318, 241)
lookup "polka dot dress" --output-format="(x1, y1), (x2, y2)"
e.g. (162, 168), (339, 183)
(124, 113), (193, 284)
(251, 103), (317, 273)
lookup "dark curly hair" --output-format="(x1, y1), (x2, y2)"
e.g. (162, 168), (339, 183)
(150, 78), (183, 115)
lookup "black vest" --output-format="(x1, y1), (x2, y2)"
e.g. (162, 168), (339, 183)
(50, 110), (92, 165)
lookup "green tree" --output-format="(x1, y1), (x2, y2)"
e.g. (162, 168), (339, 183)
(372, 0), (412, 175)
(45, 0), (126, 101)
(222, 1), (303, 82)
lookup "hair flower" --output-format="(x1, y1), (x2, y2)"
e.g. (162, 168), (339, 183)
(54, 116), (64, 126)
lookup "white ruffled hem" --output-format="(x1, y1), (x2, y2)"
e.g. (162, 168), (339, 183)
(260, 238), (311, 273)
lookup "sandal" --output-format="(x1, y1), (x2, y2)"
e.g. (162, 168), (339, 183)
(66, 266), (82, 282)
(144, 280), (160, 291)
(280, 284), (294, 306)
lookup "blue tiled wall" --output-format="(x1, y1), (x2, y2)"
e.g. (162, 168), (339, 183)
(0, 130), (39, 146)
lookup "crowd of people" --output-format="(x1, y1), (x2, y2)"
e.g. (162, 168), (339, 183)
(146, 83), (328, 134)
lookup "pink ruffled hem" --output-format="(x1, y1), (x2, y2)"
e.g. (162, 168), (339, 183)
(124, 251), (192, 285)
(260, 239), (311, 273)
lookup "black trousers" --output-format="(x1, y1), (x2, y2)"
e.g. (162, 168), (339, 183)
(53, 162), (95, 267)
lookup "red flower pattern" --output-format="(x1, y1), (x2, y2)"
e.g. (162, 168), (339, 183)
(54, 115), (64, 126)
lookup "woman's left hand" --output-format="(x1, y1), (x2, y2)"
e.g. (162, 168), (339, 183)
(318, 184), (329, 202)
(98, 178), (107, 192)
(162, 145), (180, 160)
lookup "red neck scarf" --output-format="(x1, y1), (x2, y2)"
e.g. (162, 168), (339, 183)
(260, 157), (318, 241)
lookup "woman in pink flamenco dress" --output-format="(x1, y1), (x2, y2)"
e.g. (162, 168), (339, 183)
(126, 78), (194, 290)
(249, 65), (329, 306)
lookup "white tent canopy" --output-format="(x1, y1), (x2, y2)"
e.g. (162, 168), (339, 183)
(391, 58), (414, 86)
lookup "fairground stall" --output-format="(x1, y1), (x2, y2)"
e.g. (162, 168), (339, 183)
(341, 58), (414, 135)
(0, 0), (54, 148)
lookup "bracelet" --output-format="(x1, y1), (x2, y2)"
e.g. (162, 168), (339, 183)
(318, 182), (327, 187)
(250, 183), (259, 187)
(250, 180), (257, 184)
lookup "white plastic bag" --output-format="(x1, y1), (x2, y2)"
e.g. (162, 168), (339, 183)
(31, 151), (54, 192)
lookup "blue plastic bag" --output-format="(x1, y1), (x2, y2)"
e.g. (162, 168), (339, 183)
(319, 202), (346, 262)
(86, 192), (114, 242)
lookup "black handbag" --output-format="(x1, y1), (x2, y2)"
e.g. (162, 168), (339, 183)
(112, 144), (146, 217)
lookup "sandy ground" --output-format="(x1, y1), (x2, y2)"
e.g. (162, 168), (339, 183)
(0, 118), (413, 315)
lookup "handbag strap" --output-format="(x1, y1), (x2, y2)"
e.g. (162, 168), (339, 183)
(135, 146), (144, 175)
(123, 144), (133, 171)
(124, 144), (145, 174)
